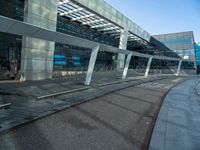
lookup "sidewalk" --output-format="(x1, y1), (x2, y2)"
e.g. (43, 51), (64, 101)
(149, 78), (200, 150)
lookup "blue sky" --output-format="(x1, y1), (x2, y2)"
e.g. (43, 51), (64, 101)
(104, 0), (200, 42)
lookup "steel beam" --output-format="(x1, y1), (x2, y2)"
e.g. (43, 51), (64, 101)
(103, 30), (120, 34)
(91, 23), (112, 29)
(84, 45), (100, 85)
(59, 7), (83, 16)
(72, 14), (95, 21)
(176, 60), (182, 76)
(110, 33), (121, 37)
(0, 16), (99, 49)
(58, 0), (70, 5)
(122, 53), (133, 79)
(145, 56), (153, 77)
(82, 19), (104, 25)
(0, 16), (194, 64)
(98, 27), (118, 32)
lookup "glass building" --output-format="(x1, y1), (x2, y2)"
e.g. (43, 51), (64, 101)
(152, 31), (195, 60)
(0, 0), (196, 80)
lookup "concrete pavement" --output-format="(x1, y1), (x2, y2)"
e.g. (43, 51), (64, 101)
(0, 71), (172, 134)
(0, 77), (186, 150)
(149, 78), (200, 150)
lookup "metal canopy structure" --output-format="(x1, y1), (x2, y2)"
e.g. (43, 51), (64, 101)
(58, 0), (147, 44)
(0, 16), (193, 85)
(0, 16), (192, 63)
(58, 0), (121, 37)
(57, 1), (182, 58)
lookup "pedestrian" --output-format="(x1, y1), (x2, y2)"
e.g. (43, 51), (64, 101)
(9, 61), (15, 80)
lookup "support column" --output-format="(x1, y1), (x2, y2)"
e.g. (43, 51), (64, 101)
(145, 57), (153, 77)
(117, 29), (128, 71)
(20, 0), (58, 81)
(84, 45), (100, 86)
(122, 53), (132, 79)
(176, 60), (182, 76)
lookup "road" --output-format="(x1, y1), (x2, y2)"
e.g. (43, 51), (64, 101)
(0, 77), (186, 150)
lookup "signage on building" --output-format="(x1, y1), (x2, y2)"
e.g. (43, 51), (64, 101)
(196, 43), (200, 66)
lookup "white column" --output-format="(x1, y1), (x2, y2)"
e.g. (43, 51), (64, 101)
(20, 0), (58, 81)
(145, 57), (153, 77)
(122, 53), (132, 79)
(84, 45), (100, 85)
(117, 29), (128, 71)
(176, 60), (182, 76)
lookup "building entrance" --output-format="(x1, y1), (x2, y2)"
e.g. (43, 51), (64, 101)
(0, 32), (21, 80)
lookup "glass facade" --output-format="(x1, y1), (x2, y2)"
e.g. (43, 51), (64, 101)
(195, 43), (200, 65)
(152, 31), (195, 60)
(0, 0), (196, 80)
(0, 0), (23, 79)
(195, 43), (200, 74)
(55, 16), (119, 74)
(54, 43), (115, 73)
(0, 0), (24, 21)
(57, 16), (119, 47)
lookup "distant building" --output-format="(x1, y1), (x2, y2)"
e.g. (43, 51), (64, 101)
(152, 31), (195, 61)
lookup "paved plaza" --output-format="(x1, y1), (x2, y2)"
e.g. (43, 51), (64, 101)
(0, 75), (195, 150)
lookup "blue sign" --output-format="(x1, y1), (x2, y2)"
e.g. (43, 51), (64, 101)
(54, 54), (66, 59)
(54, 54), (67, 65)
(196, 44), (200, 66)
(72, 56), (80, 60)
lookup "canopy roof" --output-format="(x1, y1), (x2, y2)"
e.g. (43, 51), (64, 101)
(58, 0), (150, 43)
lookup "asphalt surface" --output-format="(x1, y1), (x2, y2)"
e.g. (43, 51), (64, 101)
(0, 71), (146, 134)
(0, 77), (186, 150)
(0, 74), (166, 134)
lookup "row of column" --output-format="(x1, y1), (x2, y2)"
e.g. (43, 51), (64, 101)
(20, 0), (182, 82)
(117, 29), (129, 71)
(144, 57), (182, 77)
(21, 0), (128, 80)
(20, 0), (58, 81)
(85, 46), (183, 85)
